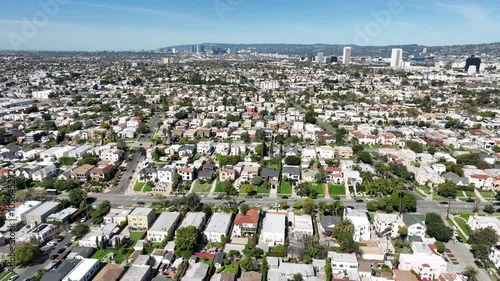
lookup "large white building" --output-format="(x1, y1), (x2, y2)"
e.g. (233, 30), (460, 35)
(147, 212), (181, 242)
(203, 213), (233, 243)
(177, 212), (206, 232)
(262, 213), (286, 246)
(62, 258), (100, 281)
(328, 252), (358, 275)
(342, 47), (352, 65)
(390, 48), (403, 68)
(288, 212), (313, 236)
(344, 209), (370, 242)
(7, 201), (42, 221)
(374, 213), (405, 238)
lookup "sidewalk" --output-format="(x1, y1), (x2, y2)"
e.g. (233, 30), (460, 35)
(344, 181), (351, 199)
(474, 189), (487, 203)
(208, 179), (218, 196)
(448, 214), (469, 241)
(324, 183), (330, 199)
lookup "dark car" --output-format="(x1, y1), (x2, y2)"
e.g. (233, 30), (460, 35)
(334, 196), (341, 201)
(282, 195), (289, 199)
(56, 236), (64, 242)
(355, 198), (364, 203)
(493, 202), (500, 206)
(474, 260), (484, 268)
(439, 201), (449, 205)
(255, 195), (263, 199)
(497, 208), (500, 213)
(136, 201), (145, 206)
(57, 248), (66, 254)
(456, 236), (463, 242)
(245, 195), (253, 198)
(466, 198), (475, 203)
(66, 242), (73, 247)
(50, 254), (59, 260)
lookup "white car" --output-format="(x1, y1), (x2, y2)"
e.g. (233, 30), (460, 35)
(255, 204), (261, 208)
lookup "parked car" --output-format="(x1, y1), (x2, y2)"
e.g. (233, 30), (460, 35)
(50, 255), (59, 260)
(288, 198), (297, 201)
(56, 236), (64, 242)
(255, 204), (261, 208)
(281, 195), (289, 199)
(474, 260), (484, 268)
(255, 195), (263, 199)
(47, 241), (57, 246)
(136, 201), (145, 206)
(57, 248), (66, 254)
(439, 201), (449, 205)
(355, 198), (364, 203)
(456, 236), (463, 243)
(8, 275), (18, 281)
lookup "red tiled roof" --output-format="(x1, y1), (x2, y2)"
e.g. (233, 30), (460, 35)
(234, 209), (259, 225)
(471, 174), (489, 179)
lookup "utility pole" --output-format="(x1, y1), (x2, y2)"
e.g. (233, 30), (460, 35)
(399, 190), (403, 215)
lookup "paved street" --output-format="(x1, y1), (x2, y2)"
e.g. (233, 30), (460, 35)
(445, 240), (491, 281)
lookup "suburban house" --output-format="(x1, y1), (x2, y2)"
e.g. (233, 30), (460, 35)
(233, 209), (260, 237)
(89, 164), (114, 181)
(319, 215), (341, 236)
(220, 166), (237, 182)
(279, 262), (315, 279)
(203, 213), (233, 243)
(260, 167), (280, 188)
(262, 213), (286, 246)
(127, 208), (156, 230)
(402, 214), (427, 240)
(398, 253), (447, 280)
(467, 215), (500, 234)
(72, 164), (95, 181)
(282, 165), (301, 184)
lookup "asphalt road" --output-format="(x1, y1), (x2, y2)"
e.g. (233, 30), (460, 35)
(108, 114), (161, 194)
(68, 193), (484, 216)
(446, 239), (491, 281)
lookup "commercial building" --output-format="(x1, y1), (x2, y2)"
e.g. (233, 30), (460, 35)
(47, 207), (78, 224)
(342, 47), (351, 65)
(62, 258), (100, 281)
(390, 48), (403, 68)
(147, 212), (181, 242)
(6, 200), (42, 221)
(204, 213), (233, 242)
(25, 201), (60, 226)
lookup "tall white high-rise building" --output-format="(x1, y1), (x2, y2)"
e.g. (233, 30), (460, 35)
(316, 52), (324, 64)
(390, 48), (403, 68)
(342, 47), (351, 65)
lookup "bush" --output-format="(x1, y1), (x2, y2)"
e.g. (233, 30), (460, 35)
(435, 241), (445, 253)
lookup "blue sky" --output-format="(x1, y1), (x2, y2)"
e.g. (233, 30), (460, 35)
(0, 0), (499, 51)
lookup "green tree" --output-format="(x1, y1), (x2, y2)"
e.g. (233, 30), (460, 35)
(468, 226), (499, 246)
(293, 273), (304, 281)
(15, 242), (41, 266)
(463, 265), (479, 281)
(484, 204), (495, 214)
(92, 200), (111, 224)
(305, 111), (316, 124)
(357, 151), (372, 164)
(398, 226), (408, 240)
(325, 257), (333, 281)
(437, 182), (457, 198)
(68, 188), (86, 206)
(284, 155), (301, 165)
(295, 182), (310, 197)
(186, 192), (201, 211)
(221, 181), (238, 196)
(251, 176), (263, 186)
(405, 140), (424, 153)
(302, 198), (316, 214)
(435, 241), (446, 253)
(59, 156), (76, 165)
(333, 219), (354, 239)
(175, 226), (199, 257)
(471, 243), (489, 260)
(315, 168), (328, 183)
(240, 204), (250, 214)
(72, 223), (90, 238)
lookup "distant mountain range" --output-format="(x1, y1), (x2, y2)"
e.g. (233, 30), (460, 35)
(161, 42), (500, 57)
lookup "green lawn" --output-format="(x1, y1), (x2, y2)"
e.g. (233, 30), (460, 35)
(193, 180), (212, 193)
(308, 183), (324, 194)
(480, 191), (496, 200)
(134, 181), (145, 191)
(143, 183), (153, 192)
(0, 271), (16, 281)
(454, 217), (470, 237)
(129, 231), (145, 241)
(30, 181), (41, 188)
(328, 184), (345, 195)
(223, 261), (240, 274)
(279, 181), (292, 195)
(448, 218), (468, 243)
(242, 184), (269, 194)
(215, 182), (225, 193)
(414, 189), (427, 198)
(91, 249), (133, 264)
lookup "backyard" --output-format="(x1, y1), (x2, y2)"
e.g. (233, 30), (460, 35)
(193, 180), (212, 193)
(129, 231), (145, 242)
(91, 249), (134, 264)
(328, 184), (346, 195)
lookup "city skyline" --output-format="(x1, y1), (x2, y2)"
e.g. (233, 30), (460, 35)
(0, 0), (499, 51)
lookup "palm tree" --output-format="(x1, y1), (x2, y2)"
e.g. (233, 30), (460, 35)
(331, 201), (345, 217)
(463, 266), (478, 281)
(334, 218), (354, 237)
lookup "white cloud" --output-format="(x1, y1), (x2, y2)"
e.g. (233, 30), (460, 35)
(437, 2), (491, 22)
